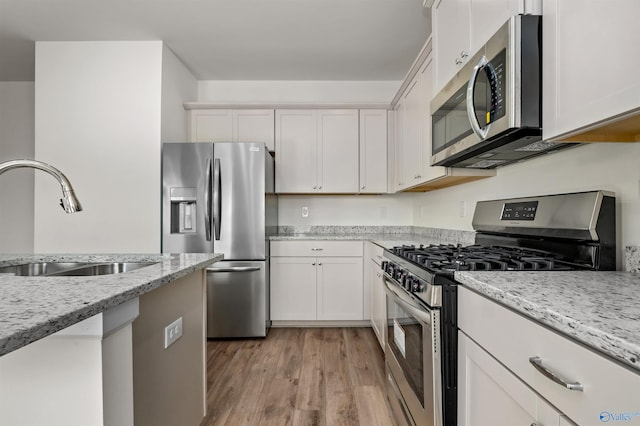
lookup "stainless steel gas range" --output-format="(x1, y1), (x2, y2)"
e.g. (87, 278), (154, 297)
(382, 190), (616, 426)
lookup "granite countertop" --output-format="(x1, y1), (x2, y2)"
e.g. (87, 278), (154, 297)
(455, 270), (640, 373)
(0, 253), (221, 357)
(270, 225), (476, 249)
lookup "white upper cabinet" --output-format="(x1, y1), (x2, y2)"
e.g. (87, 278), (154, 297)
(187, 109), (233, 142)
(432, 0), (471, 93)
(401, 74), (424, 187)
(317, 110), (360, 193)
(275, 109), (360, 194)
(392, 102), (405, 190)
(432, 0), (531, 94)
(187, 109), (275, 151)
(542, 0), (640, 142)
(275, 110), (317, 193)
(392, 44), (495, 192)
(232, 110), (275, 150)
(359, 110), (388, 193)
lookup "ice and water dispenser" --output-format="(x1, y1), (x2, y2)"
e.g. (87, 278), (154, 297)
(169, 187), (197, 234)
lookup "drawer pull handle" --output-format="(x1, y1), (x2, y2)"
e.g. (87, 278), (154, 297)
(529, 357), (584, 391)
(311, 248), (323, 251)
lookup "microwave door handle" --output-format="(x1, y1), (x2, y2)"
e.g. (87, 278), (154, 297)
(466, 55), (491, 140)
(204, 158), (212, 241)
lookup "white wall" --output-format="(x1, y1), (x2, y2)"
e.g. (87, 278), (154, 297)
(197, 80), (400, 104)
(0, 82), (35, 253)
(279, 194), (413, 227)
(161, 45), (197, 143)
(34, 41), (164, 253)
(412, 142), (640, 251)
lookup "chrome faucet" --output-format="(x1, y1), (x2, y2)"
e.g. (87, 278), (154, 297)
(0, 159), (82, 213)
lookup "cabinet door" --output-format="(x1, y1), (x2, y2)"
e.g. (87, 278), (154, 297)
(419, 57), (448, 183)
(317, 110), (359, 193)
(393, 102), (405, 190)
(233, 110), (275, 151)
(187, 110), (233, 142)
(270, 257), (317, 320)
(370, 260), (386, 349)
(469, 0), (522, 54)
(458, 332), (559, 426)
(275, 110), (317, 193)
(432, 0), (471, 93)
(359, 110), (388, 193)
(402, 76), (424, 188)
(316, 257), (363, 320)
(542, 0), (640, 140)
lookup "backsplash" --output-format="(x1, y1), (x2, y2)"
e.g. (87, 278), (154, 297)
(625, 246), (640, 272)
(277, 225), (476, 246)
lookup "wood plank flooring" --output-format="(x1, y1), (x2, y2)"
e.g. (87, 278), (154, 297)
(200, 328), (395, 426)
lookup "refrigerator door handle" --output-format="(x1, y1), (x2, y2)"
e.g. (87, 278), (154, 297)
(213, 158), (221, 240)
(206, 266), (261, 273)
(204, 158), (212, 241)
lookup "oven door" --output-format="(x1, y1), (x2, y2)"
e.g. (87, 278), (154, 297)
(384, 275), (442, 426)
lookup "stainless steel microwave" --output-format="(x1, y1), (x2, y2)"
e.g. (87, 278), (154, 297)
(430, 15), (572, 169)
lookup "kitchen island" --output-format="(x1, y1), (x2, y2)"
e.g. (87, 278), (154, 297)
(0, 252), (221, 426)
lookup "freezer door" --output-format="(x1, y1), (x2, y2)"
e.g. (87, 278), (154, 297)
(162, 143), (213, 253)
(212, 143), (266, 259)
(206, 260), (269, 338)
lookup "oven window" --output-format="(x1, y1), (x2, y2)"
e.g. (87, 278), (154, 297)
(387, 295), (425, 406)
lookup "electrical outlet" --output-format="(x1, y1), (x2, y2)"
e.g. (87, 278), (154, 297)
(301, 206), (309, 218)
(164, 317), (183, 349)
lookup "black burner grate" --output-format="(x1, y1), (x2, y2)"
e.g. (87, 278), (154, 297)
(391, 244), (578, 272)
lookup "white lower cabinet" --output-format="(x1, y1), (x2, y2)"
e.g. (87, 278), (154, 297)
(270, 257), (317, 320)
(458, 286), (640, 426)
(316, 257), (363, 320)
(365, 241), (386, 349)
(458, 332), (563, 426)
(270, 241), (364, 322)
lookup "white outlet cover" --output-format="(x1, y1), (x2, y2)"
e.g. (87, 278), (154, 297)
(164, 317), (183, 349)
(301, 206), (309, 217)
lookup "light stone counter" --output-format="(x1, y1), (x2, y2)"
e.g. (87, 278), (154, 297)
(0, 253), (221, 356)
(455, 270), (640, 372)
(271, 225), (476, 249)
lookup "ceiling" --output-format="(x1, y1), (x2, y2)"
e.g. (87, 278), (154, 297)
(0, 0), (431, 82)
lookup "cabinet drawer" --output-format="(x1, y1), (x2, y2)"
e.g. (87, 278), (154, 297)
(364, 241), (384, 265)
(271, 240), (363, 257)
(459, 287), (640, 426)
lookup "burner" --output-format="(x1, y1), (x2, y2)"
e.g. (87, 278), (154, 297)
(390, 244), (578, 272)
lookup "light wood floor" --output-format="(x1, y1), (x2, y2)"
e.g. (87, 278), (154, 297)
(200, 327), (395, 426)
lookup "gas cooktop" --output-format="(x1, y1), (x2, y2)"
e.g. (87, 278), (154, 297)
(391, 244), (580, 272)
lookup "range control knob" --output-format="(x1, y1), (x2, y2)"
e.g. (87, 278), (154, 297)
(411, 278), (424, 293)
(402, 274), (412, 290)
(381, 261), (388, 272)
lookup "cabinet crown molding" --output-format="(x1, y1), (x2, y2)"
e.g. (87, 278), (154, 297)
(183, 102), (391, 111)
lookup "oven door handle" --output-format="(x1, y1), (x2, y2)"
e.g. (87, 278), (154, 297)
(383, 274), (432, 325)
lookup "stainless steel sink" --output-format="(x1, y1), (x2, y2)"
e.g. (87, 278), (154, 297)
(0, 262), (89, 276)
(0, 261), (157, 277)
(48, 262), (156, 276)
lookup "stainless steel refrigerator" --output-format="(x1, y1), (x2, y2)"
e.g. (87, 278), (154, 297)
(161, 142), (277, 338)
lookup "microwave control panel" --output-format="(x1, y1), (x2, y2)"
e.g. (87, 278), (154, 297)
(486, 49), (506, 125)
